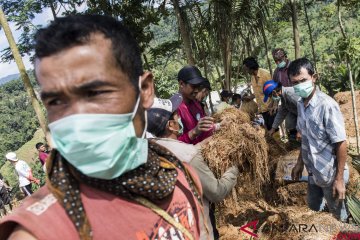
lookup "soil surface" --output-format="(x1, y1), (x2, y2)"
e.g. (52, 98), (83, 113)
(334, 91), (360, 150)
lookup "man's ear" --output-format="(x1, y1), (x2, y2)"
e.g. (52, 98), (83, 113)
(179, 80), (186, 89)
(140, 71), (154, 109)
(312, 73), (318, 83)
(167, 120), (177, 132)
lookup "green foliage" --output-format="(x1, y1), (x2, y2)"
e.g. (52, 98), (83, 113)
(347, 194), (360, 225)
(0, 74), (40, 168)
(0, 0), (43, 62)
(0, 128), (45, 196)
(29, 161), (46, 191)
(337, 37), (360, 60)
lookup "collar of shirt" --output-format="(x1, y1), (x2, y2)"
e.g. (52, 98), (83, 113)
(308, 89), (320, 108)
(299, 89), (320, 108)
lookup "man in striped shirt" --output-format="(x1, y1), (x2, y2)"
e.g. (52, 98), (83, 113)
(290, 58), (348, 222)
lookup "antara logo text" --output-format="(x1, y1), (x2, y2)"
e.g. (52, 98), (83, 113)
(239, 219), (360, 239)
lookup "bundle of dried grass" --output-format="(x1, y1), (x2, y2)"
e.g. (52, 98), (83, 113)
(202, 108), (269, 195)
(276, 182), (307, 205)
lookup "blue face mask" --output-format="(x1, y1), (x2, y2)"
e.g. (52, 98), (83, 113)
(277, 61), (286, 68)
(293, 80), (314, 98)
(49, 78), (148, 180)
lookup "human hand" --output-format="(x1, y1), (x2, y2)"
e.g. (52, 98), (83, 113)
(333, 178), (346, 200)
(33, 179), (40, 185)
(267, 128), (275, 136)
(296, 132), (302, 142)
(195, 117), (214, 134)
(291, 162), (304, 181)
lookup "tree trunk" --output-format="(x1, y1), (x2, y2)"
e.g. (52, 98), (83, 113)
(143, 54), (150, 70)
(259, 15), (272, 75)
(338, 3), (360, 154)
(303, 0), (317, 71)
(171, 0), (195, 65)
(47, 0), (57, 19)
(224, 37), (232, 91)
(290, 0), (301, 58)
(202, 57), (215, 113)
(0, 7), (50, 142)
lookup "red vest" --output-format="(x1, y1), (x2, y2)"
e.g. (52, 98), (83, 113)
(0, 165), (202, 240)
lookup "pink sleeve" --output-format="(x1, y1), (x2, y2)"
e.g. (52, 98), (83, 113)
(178, 132), (192, 143)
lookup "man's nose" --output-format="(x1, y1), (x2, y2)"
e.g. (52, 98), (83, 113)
(64, 100), (89, 117)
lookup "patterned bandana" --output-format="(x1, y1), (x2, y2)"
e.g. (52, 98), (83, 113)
(46, 141), (201, 240)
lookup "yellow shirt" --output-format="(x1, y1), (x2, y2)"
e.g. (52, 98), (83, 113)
(250, 68), (272, 113)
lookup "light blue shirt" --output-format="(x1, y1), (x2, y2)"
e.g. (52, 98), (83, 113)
(297, 90), (347, 187)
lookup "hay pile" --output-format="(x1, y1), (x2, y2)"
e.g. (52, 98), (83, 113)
(276, 182), (307, 205)
(202, 108), (269, 195)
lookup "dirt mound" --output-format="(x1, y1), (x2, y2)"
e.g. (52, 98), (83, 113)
(334, 91), (360, 143)
(348, 161), (360, 199)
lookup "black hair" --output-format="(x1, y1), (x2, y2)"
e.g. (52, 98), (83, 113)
(36, 142), (44, 149)
(34, 15), (143, 89)
(274, 82), (282, 92)
(220, 90), (232, 102)
(287, 58), (315, 79)
(243, 57), (259, 71)
(232, 94), (241, 102)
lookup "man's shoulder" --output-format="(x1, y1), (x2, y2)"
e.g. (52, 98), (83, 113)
(155, 138), (199, 163)
(16, 186), (55, 211)
(316, 91), (340, 109)
(15, 160), (27, 168)
(0, 186), (56, 224)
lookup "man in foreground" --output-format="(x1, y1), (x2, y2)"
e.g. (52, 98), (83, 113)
(290, 58), (348, 221)
(0, 15), (203, 240)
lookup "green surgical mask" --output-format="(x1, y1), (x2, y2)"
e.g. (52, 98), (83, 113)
(49, 79), (148, 180)
(201, 96), (208, 105)
(293, 80), (314, 98)
(277, 61), (286, 68)
(177, 118), (184, 135)
(272, 96), (281, 101)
